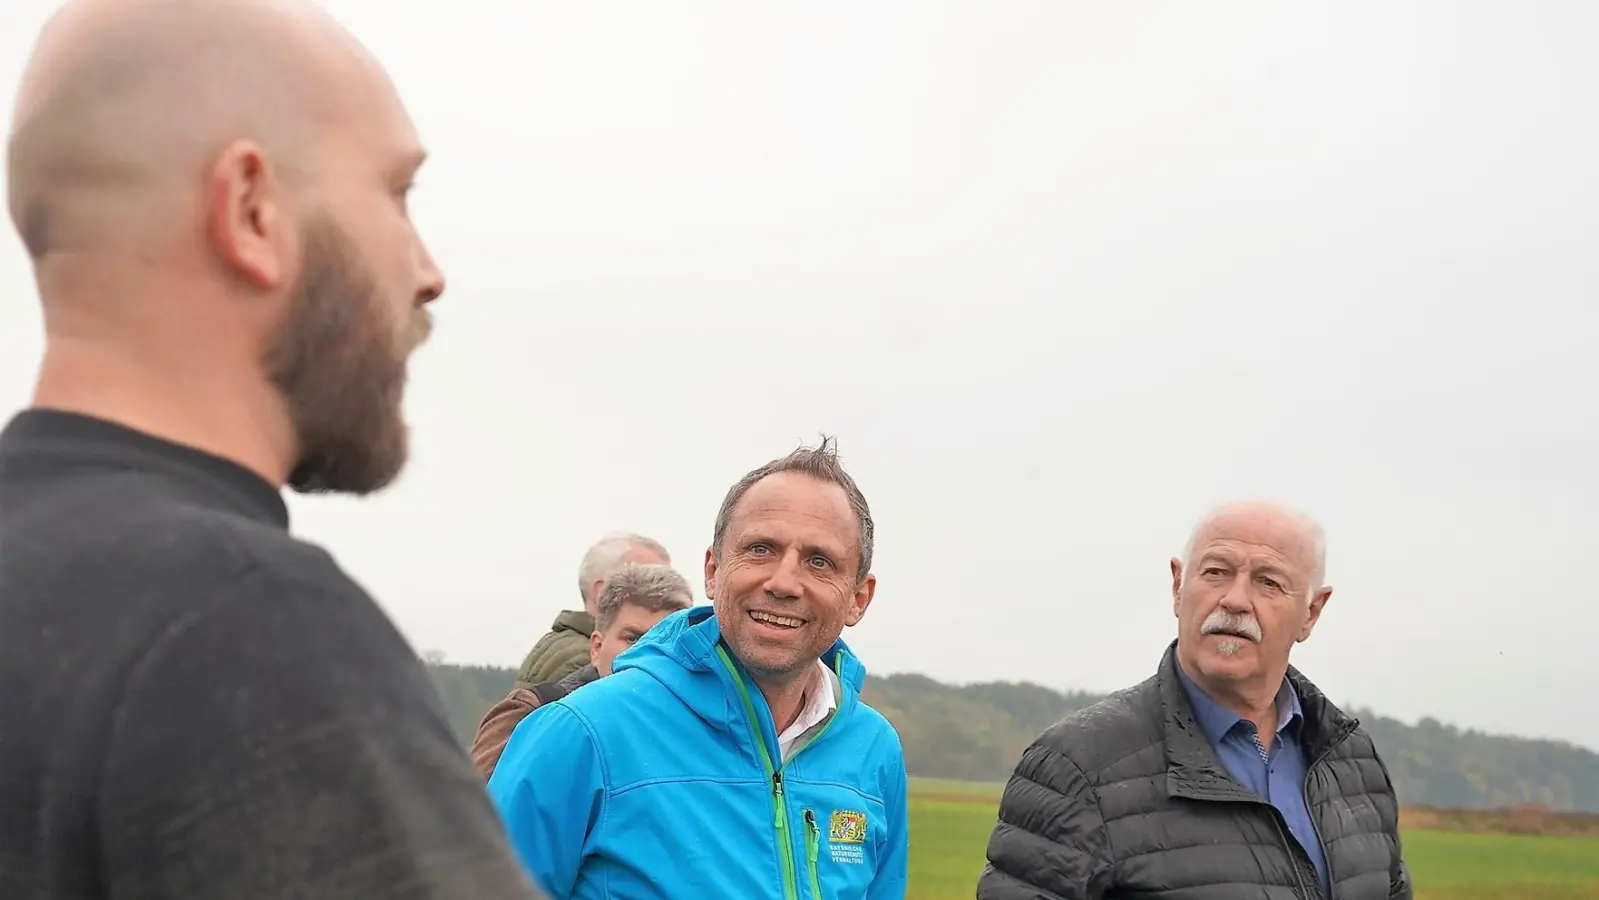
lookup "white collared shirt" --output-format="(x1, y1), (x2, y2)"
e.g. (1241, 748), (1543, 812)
(776, 659), (837, 762)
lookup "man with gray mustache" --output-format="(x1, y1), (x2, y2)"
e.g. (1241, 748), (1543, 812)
(978, 500), (1411, 900)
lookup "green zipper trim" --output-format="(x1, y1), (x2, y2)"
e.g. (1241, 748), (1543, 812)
(715, 646), (848, 900)
(717, 645), (799, 900)
(803, 809), (824, 900)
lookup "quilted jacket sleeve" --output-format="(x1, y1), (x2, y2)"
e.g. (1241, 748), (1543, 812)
(1390, 858), (1413, 899)
(975, 739), (1113, 900)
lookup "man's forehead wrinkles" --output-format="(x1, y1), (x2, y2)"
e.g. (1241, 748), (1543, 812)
(1198, 541), (1300, 573)
(1202, 536), (1300, 558)
(736, 502), (839, 527)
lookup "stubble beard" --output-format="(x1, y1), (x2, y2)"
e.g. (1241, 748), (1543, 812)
(725, 606), (817, 687)
(1213, 638), (1248, 656)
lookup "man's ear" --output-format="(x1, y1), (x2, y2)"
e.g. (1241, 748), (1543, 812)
(702, 547), (718, 601)
(1298, 585), (1333, 642)
(843, 573), (877, 627)
(1169, 557), (1184, 616)
(589, 629), (603, 664)
(206, 138), (291, 290)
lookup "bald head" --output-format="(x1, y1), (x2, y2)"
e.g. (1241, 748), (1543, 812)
(7, 0), (382, 262)
(7, 0), (444, 498)
(1182, 499), (1327, 596)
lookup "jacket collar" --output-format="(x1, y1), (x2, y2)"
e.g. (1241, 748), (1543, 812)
(1158, 639), (1359, 802)
(1175, 657), (1304, 748)
(664, 606), (868, 695)
(552, 609), (595, 637)
(557, 663), (601, 692)
(612, 606), (869, 752)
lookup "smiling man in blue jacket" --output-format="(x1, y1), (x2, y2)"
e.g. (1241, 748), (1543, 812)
(488, 438), (908, 900)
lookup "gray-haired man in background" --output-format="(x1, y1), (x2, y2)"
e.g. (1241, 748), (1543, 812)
(517, 532), (671, 684)
(473, 563), (693, 780)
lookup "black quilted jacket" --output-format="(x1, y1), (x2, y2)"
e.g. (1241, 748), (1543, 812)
(976, 642), (1413, 900)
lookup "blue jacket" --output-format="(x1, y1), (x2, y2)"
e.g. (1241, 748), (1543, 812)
(487, 606), (909, 900)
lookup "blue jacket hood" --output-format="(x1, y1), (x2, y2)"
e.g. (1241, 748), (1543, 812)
(609, 605), (869, 738)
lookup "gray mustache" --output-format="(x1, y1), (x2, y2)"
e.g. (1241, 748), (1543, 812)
(1201, 610), (1262, 643)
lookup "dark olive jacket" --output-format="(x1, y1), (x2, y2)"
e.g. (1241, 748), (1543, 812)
(977, 642), (1413, 900)
(515, 610), (594, 685)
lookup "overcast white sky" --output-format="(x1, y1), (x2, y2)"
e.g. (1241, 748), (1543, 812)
(3, 1), (1595, 752)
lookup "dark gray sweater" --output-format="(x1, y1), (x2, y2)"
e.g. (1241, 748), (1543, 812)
(0, 409), (542, 899)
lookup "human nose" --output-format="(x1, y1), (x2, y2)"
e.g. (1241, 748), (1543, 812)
(414, 237), (445, 305)
(1218, 574), (1252, 613)
(762, 551), (804, 601)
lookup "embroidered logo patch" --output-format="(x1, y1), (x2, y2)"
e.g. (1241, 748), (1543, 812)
(828, 809), (868, 844)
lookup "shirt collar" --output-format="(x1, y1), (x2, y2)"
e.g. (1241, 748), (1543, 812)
(777, 659), (837, 746)
(1175, 659), (1302, 745)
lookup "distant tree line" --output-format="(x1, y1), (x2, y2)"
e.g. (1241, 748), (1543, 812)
(425, 662), (1599, 812)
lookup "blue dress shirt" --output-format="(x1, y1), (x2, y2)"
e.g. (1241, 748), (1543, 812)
(1175, 663), (1331, 897)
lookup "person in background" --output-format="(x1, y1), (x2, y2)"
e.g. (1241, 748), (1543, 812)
(517, 532), (672, 684)
(977, 500), (1411, 900)
(0, 0), (541, 897)
(471, 562), (694, 780)
(488, 439), (909, 900)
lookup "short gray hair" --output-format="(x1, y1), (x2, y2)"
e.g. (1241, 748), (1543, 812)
(594, 563), (694, 632)
(711, 436), (874, 583)
(578, 532), (671, 605)
(1181, 499), (1327, 597)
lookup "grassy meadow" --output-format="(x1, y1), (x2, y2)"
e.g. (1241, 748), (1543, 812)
(905, 778), (1599, 900)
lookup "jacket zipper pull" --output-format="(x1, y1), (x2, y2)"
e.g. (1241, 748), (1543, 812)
(772, 772), (784, 827)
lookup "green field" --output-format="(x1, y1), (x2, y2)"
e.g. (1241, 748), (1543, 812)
(906, 779), (1599, 900)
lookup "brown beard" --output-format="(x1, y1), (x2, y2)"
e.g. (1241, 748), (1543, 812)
(262, 217), (428, 496)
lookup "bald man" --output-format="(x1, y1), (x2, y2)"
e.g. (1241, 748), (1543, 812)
(0, 1), (541, 898)
(978, 501), (1412, 900)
